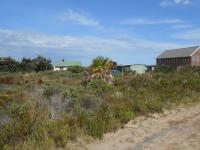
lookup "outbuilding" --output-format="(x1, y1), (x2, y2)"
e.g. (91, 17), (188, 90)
(53, 60), (81, 71)
(130, 64), (148, 74)
(112, 64), (147, 74)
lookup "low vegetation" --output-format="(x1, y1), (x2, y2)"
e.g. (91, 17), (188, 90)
(0, 57), (200, 149)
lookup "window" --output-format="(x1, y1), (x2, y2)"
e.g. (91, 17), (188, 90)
(185, 58), (187, 62)
(197, 56), (200, 62)
(182, 58), (187, 63)
(192, 56), (196, 62)
(174, 58), (177, 63)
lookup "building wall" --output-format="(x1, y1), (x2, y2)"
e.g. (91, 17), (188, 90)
(157, 57), (191, 67)
(53, 67), (68, 71)
(191, 49), (200, 66)
(130, 65), (147, 74)
(113, 65), (131, 73)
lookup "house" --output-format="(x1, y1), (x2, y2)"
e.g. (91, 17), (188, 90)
(112, 64), (147, 74)
(53, 60), (81, 71)
(157, 46), (200, 67)
(112, 65), (131, 73)
(130, 64), (148, 74)
(146, 65), (156, 72)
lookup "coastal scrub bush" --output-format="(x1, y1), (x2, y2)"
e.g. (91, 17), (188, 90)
(155, 66), (175, 73)
(113, 106), (135, 124)
(67, 65), (85, 73)
(47, 120), (71, 147)
(86, 118), (105, 139)
(146, 97), (163, 113)
(1, 65), (200, 148)
(62, 86), (79, 99)
(87, 80), (112, 97)
(80, 95), (102, 112)
(0, 102), (44, 148)
(43, 86), (61, 99)
(133, 99), (148, 114)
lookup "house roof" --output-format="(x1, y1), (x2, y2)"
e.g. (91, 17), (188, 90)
(131, 64), (147, 67)
(130, 64), (147, 69)
(53, 61), (81, 67)
(157, 46), (200, 59)
(117, 64), (131, 67)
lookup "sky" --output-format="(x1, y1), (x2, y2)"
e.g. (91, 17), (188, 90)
(0, 0), (200, 66)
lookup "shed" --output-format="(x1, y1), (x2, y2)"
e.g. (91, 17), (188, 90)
(53, 60), (81, 71)
(130, 64), (147, 74)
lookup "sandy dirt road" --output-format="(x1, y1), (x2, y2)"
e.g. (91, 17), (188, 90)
(84, 103), (200, 150)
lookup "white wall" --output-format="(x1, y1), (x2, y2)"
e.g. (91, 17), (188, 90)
(53, 67), (68, 71)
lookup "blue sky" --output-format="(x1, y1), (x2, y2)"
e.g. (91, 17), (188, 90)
(0, 0), (200, 65)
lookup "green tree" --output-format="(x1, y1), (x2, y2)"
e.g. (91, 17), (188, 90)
(0, 57), (20, 72)
(89, 56), (116, 74)
(20, 57), (36, 72)
(87, 56), (117, 81)
(32, 56), (53, 72)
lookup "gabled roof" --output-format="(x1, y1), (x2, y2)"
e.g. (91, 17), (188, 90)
(157, 46), (200, 59)
(53, 61), (81, 67)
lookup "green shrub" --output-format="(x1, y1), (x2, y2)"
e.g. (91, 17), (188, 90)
(87, 79), (108, 89)
(133, 99), (148, 114)
(62, 87), (79, 99)
(86, 118), (105, 139)
(67, 66), (84, 73)
(105, 118), (121, 132)
(114, 107), (135, 124)
(0, 102), (46, 148)
(146, 97), (163, 113)
(47, 120), (71, 147)
(87, 80), (112, 97)
(43, 86), (61, 99)
(80, 95), (102, 112)
(76, 111), (89, 128)
(155, 66), (176, 73)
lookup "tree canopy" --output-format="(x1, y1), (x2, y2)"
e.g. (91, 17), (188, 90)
(0, 56), (53, 72)
(89, 56), (117, 74)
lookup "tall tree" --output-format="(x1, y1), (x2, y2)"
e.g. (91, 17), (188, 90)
(20, 57), (35, 72)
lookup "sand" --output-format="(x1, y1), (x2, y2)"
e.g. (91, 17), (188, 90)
(69, 103), (200, 150)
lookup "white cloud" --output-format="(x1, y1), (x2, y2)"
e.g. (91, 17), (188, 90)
(0, 29), (183, 50)
(120, 18), (184, 25)
(172, 29), (200, 40)
(171, 24), (193, 29)
(160, 0), (192, 7)
(0, 29), (186, 65)
(174, 0), (191, 4)
(60, 9), (102, 28)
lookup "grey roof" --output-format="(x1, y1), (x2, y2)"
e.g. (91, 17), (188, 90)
(157, 46), (199, 59)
